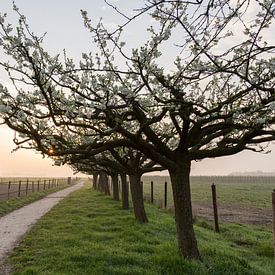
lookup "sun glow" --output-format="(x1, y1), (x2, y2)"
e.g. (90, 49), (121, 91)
(48, 148), (55, 155)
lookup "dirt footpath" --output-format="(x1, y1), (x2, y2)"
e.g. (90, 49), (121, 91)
(0, 182), (83, 274)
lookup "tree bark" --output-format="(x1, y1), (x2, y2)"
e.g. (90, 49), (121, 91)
(169, 160), (201, 260)
(129, 173), (148, 223)
(98, 171), (110, 195)
(98, 172), (104, 192)
(104, 174), (111, 196)
(111, 173), (119, 201)
(92, 173), (98, 190)
(120, 173), (129, 209)
(99, 173), (103, 192)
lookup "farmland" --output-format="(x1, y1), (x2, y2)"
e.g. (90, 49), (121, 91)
(141, 176), (275, 226)
(8, 184), (274, 275)
(1, 176), (275, 274)
(1, 178), (274, 274)
(0, 177), (74, 217)
(0, 178), (68, 201)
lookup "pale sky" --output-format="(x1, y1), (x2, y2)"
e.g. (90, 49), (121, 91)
(0, 0), (275, 177)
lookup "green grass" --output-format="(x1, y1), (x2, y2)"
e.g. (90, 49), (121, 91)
(9, 185), (275, 275)
(0, 184), (72, 217)
(142, 176), (275, 209)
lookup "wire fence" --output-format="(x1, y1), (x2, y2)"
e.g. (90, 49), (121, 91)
(142, 175), (275, 185)
(140, 176), (275, 226)
(0, 177), (73, 201)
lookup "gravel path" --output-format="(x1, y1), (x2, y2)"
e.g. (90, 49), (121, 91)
(0, 182), (83, 274)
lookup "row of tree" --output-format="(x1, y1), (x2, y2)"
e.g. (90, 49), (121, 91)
(0, 0), (274, 260)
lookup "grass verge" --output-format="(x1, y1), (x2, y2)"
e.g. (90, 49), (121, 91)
(9, 185), (275, 275)
(0, 184), (72, 217)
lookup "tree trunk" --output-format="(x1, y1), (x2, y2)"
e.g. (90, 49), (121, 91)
(129, 173), (148, 223)
(92, 173), (98, 190)
(169, 161), (201, 260)
(111, 173), (119, 201)
(120, 173), (129, 209)
(104, 174), (111, 196)
(98, 172), (104, 192)
(98, 171), (110, 195)
(99, 172), (104, 192)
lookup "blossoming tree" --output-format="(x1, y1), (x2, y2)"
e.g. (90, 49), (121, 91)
(0, 0), (275, 259)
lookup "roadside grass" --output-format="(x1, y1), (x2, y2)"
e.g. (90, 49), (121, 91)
(9, 185), (274, 275)
(0, 184), (73, 217)
(142, 176), (275, 209)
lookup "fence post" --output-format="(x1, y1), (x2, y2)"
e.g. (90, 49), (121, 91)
(164, 181), (167, 209)
(26, 179), (29, 195)
(8, 181), (11, 200)
(18, 180), (21, 197)
(272, 190), (275, 257)
(151, 181), (154, 204)
(38, 180), (40, 192)
(32, 181), (34, 192)
(211, 183), (220, 233)
(48, 179), (50, 189)
(68, 177), (72, 185)
(44, 180), (46, 190)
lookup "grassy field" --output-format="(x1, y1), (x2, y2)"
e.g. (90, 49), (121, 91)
(141, 176), (275, 209)
(8, 184), (274, 275)
(0, 183), (72, 217)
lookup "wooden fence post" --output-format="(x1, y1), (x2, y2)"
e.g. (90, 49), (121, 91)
(18, 180), (21, 197)
(272, 190), (275, 257)
(44, 180), (46, 190)
(38, 180), (40, 192)
(151, 181), (154, 204)
(26, 179), (29, 195)
(8, 181), (11, 200)
(211, 183), (220, 233)
(164, 181), (167, 209)
(32, 181), (34, 192)
(48, 179), (51, 189)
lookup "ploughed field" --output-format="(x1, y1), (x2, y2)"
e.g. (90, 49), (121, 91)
(141, 176), (275, 226)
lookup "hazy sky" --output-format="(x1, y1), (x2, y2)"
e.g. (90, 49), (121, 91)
(0, 0), (275, 177)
